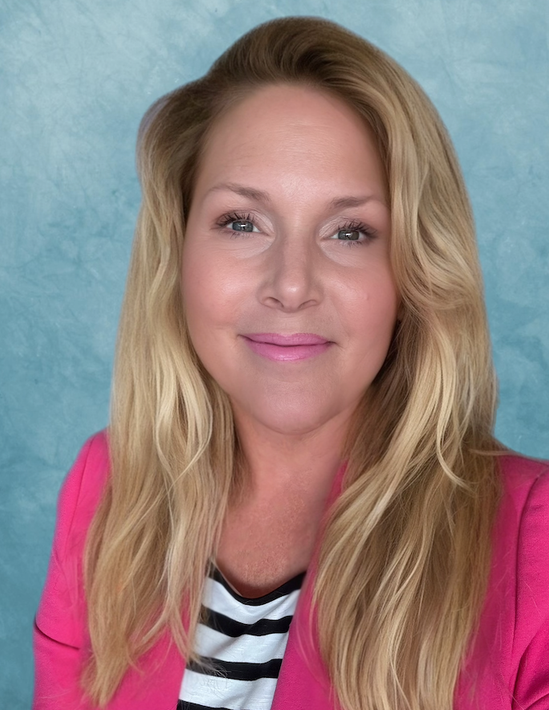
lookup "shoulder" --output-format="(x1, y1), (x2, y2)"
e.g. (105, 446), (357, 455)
(494, 453), (549, 572)
(457, 453), (549, 708)
(36, 431), (111, 647)
(53, 430), (111, 555)
(494, 454), (549, 693)
(494, 452), (549, 580)
(486, 453), (549, 557)
(497, 452), (549, 501)
(60, 429), (110, 499)
(58, 429), (111, 501)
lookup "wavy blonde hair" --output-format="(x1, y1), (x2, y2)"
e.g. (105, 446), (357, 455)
(84, 16), (501, 709)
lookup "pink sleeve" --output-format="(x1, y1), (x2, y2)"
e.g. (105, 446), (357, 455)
(33, 621), (89, 710)
(33, 433), (109, 710)
(511, 468), (549, 709)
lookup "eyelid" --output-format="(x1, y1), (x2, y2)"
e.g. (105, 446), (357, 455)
(329, 219), (378, 242)
(216, 211), (260, 231)
(215, 211), (378, 243)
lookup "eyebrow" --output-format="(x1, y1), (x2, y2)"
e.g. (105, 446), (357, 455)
(205, 182), (271, 203)
(204, 182), (379, 210)
(328, 195), (375, 210)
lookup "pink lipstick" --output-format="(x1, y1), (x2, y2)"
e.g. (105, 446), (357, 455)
(241, 333), (332, 362)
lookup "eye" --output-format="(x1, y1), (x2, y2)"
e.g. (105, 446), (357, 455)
(329, 221), (377, 247)
(337, 229), (362, 241)
(216, 212), (260, 234)
(230, 219), (255, 232)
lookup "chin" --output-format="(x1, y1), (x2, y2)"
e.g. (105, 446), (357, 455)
(234, 395), (345, 438)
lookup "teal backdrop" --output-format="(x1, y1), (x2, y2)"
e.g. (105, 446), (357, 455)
(1, 0), (548, 705)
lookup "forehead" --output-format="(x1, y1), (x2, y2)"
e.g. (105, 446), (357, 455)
(193, 83), (386, 203)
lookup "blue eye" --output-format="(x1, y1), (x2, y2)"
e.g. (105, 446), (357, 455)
(230, 219), (254, 232)
(329, 221), (377, 247)
(337, 229), (361, 241)
(216, 212), (259, 234)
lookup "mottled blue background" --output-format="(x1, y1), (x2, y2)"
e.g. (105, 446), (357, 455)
(1, 0), (547, 704)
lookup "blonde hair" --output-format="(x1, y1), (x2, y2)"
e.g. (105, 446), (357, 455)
(84, 16), (501, 709)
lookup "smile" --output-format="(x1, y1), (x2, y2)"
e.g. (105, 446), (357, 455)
(241, 333), (332, 362)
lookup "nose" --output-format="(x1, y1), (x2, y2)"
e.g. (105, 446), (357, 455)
(256, 230), (322, 312)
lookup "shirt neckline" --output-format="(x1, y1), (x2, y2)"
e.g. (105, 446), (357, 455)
(210, 564), (306, 605)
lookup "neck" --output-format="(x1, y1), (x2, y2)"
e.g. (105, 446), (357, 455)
(231, 408), (350, 510)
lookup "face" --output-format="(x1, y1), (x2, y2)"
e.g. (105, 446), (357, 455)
(182, 84), (399, 439)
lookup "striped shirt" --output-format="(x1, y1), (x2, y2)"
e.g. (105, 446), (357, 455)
(177, 565), (305, 710)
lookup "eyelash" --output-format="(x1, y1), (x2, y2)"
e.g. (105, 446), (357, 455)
(332, 219), (377, 247)
(215, 212), (377, 247)
(216, 212), (256, 237)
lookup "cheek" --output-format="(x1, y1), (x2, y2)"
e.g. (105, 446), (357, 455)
(182, 266), (215, 351)
(349, 275), (399, 357)
(181, 246), (247, 351)
(347, 262), (399, 317)
(375, 280), (400, 327)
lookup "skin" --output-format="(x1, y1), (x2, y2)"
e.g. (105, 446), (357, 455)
(182, 84), (399, 596)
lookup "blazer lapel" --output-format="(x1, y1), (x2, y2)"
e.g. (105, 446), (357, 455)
(271, 462), (347, 710)
(270, 573), (336, 710)
(108, 629), (184, 710)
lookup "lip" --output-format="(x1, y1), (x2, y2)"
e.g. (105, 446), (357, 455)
(241, 333), (332, 362)
(243, 333), (330, 346)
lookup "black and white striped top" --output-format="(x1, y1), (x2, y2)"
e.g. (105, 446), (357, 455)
(177, 565), (305, 710)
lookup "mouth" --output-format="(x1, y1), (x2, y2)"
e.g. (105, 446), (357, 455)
(241, 333), (332, 362)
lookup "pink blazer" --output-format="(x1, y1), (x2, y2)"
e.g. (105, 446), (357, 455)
(33, 432), (549, 709)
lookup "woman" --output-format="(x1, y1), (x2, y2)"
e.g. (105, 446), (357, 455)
(33, 16), (549, 710)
